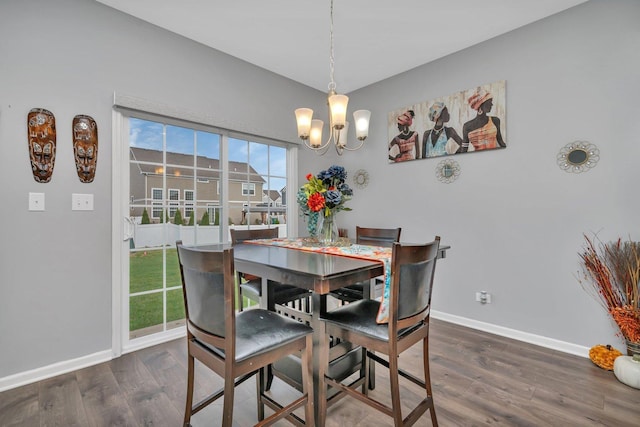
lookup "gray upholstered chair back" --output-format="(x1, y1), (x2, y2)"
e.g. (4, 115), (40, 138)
(356, 226), (401, 248)
(230, 227), (278, 244)
(395, 239), (439, 320)
(177, 243), (229, 338)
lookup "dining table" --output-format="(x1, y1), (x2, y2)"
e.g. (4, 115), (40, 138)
(232, 238), (450, 426)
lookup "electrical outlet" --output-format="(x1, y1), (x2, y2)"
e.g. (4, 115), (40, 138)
(72, 193), (94, 211)
(29, 192), (45, 211)
(476, 291), (491, 304)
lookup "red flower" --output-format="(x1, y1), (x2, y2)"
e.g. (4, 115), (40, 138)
(307, 193), (325, 212)
(306, 173), (313, 181)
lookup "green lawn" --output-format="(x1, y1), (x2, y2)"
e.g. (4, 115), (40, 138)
(129, 248), (249, 332)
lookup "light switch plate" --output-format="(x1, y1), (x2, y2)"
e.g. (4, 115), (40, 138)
(29, 192), (45, 211)
(72, 193), (94, 211)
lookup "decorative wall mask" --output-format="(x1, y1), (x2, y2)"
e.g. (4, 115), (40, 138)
(436, 159), (461, 183)
(557, 141), (599, 173)
(72, 115), (98, 183)
(27, 108), (56, 183)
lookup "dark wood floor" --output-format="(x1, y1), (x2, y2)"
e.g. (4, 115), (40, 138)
(2, 319), (639, 426)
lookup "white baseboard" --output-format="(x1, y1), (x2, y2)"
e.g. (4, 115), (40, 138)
(0, 328), (187, 393)
(431, 310), (590, 358)
(0, 350), (112, 393)
(0, 314), (590, 393)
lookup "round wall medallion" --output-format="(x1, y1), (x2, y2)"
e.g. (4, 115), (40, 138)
(353, 169), (369, 189)
(436, 159), (460, 183)
(557, 141), (599, 173)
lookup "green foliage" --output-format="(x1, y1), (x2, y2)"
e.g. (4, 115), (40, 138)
(214, 209), (220, 226)
(187, 210), (194, 226)
(141, 208), (151, 224)
(199, 210), (210, 225)
(129, 248), (247, 331)
(159, 209), (169, 223)
(173, 209), (183, 225)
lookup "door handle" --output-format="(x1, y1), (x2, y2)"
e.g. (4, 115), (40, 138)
(123, 217), (135, 241)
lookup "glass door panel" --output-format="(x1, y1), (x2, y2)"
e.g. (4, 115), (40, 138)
(128, 118), (221, 339)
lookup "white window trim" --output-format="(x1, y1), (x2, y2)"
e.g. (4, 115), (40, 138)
(112, 94), (297, 358)
(242, 182), (256, 196)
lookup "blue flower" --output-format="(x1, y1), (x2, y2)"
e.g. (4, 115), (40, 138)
(325, 189), (342, 207)
(327, 165), (347, 181)
(338, 183), (353, 196)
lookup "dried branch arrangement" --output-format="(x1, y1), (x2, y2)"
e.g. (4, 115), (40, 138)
(578, 234), (640, 342)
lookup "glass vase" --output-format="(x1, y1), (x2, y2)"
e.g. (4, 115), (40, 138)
(319, 212), (339, 245)
(627, 339), (640, 357)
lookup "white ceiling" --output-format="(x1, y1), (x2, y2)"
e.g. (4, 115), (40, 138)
(96, 0), (587, 93)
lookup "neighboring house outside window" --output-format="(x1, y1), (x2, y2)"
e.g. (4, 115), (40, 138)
(130, 148), (266, 225)
(242, 182), (255, 196)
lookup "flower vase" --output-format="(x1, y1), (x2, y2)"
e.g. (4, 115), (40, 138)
(319, 213), (339, 245)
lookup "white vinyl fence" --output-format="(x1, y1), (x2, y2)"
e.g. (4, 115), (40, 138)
(131, 223), (287, 249)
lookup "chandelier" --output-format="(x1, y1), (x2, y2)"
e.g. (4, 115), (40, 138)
(294, 0), (371, 156)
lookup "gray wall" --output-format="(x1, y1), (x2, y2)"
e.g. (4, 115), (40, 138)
(1, 0), (638, 386)
(0, 0), (320, 380)
(302, 0), (640, 351)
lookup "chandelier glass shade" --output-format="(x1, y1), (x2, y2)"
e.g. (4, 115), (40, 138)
(294, 0), (371, 155)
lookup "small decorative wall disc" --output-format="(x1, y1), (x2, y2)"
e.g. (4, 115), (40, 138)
(353, 169), (369, 189)
(557, 141), (599, 173)
(436, 159), (460, 183)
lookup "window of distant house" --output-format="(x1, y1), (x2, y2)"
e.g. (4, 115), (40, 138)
(168, 189), (179, 217)
(185, 190), (194, 218)
(242, 183), (256, 196)
(207, 203), (220, 225)
(152, 188), (163, 218)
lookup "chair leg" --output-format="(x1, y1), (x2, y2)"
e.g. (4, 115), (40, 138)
(184, 353), (195, 427)
(389, 355), (403, 426)
(222, 371), (235, 427)
(265, 365), (274, 391)
(360, 346), (369, 395)
(423, 338), (438, 426)
(238, 285), (244, 312)
(302, 335), (315, 427)
(368, 351), (376, 390)
(317, 332), (329, 427)
(256, 367), (265, 421)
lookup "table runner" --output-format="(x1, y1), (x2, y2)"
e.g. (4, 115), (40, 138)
(246, 238), (393, 323)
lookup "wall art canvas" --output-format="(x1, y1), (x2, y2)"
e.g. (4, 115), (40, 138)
(388, 80), (506, 163)
(27, 108), (57, 182)
(72, 115), (98, 183)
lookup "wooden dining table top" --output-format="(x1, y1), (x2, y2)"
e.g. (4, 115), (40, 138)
(232, 242), (385, 295)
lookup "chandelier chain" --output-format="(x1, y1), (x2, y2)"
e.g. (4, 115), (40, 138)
(328, 0), (336, 91)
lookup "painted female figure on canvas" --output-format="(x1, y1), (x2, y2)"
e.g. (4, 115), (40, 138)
(422, 102), (463, 158)
(388, 110), (419, 162)
(461, 89), (506, 152)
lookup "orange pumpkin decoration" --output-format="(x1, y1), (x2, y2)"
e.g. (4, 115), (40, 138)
(589, 344), (623, 370)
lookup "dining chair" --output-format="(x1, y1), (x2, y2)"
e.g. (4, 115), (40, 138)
(330, 226), (401, 303)
(318, 237), (441, 427)
(230, 228), (310, 312)
(176, 241), (314, 427)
